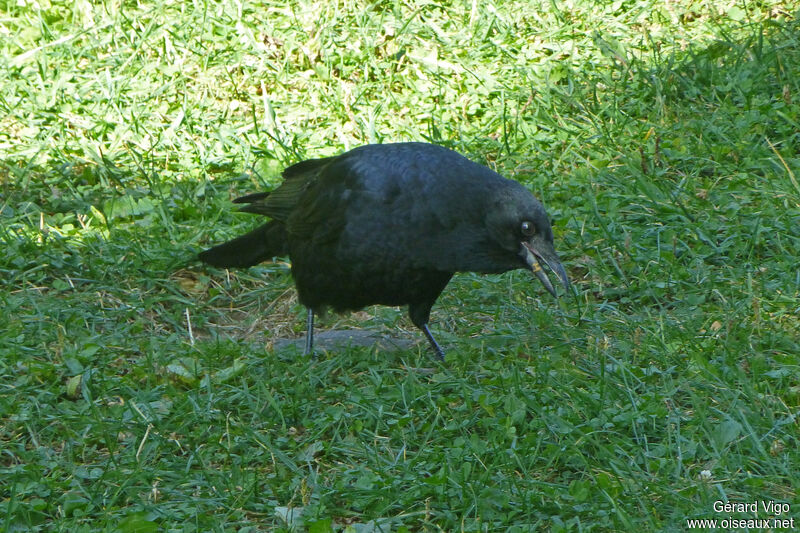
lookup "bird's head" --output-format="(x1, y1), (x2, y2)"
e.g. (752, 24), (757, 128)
(485, 183), (570, 297)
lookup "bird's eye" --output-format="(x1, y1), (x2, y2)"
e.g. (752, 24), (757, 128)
(520, 221), (536, 237)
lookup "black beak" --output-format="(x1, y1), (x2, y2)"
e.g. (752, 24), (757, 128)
(521, 241), (570, 298)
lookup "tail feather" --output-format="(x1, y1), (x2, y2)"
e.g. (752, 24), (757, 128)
(198, 221), (288, 268)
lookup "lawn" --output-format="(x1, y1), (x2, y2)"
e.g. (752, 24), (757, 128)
(1, 0), (798, 531)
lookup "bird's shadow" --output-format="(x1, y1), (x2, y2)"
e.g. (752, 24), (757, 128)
(273, 327), (418, 353)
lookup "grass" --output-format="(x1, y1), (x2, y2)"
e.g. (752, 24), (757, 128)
(1, 0), (799, 531)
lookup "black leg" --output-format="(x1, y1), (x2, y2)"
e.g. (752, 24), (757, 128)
(421, 323), (445, 360)
(409, 302), (446, 360)
(304, 308), (314, 355)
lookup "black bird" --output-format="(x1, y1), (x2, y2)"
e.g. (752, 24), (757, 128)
(199, 142), (569, 359)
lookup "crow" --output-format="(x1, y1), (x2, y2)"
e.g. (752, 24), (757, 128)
(199, 142), (569, 359)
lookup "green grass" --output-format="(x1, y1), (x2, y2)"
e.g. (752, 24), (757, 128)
(2, 0), (799, 531)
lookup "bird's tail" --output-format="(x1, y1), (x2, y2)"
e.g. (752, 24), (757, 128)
(198, 221), (288, 268)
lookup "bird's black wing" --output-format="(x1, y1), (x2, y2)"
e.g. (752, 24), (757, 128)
(233, 156), (336, 221)
(285, 155), (356, 246)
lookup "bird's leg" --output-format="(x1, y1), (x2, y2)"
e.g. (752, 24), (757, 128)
(304, 308), (314, 355)
(421, 323), (445, 360)
(409, 295), (450, 361)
